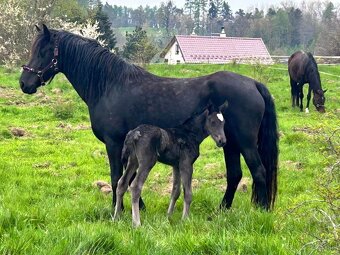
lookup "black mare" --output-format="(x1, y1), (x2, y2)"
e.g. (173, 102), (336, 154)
(19, 25), (279, 212)
(114, 105), (227, 227)
(288, 50), (326, 113)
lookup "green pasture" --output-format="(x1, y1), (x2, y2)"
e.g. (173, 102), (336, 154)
(0, 64), (339, 254)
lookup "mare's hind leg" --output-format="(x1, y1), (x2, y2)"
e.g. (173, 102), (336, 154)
(167, 166), (181, 216)
(130, 155), (157, 227)
(106, 141), (145, 213)
(242, 146), (269, 210)
(290, 78), (298, 107)
(220, 138), (242, 209)
(113, 155), (138, 221)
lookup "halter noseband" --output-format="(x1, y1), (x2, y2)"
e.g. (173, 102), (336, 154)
(22, 36), (59, 86)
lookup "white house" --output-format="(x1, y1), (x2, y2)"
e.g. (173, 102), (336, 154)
(161, 31), (273, 65)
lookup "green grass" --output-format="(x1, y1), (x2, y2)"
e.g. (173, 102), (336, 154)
(0, 64), (339, 254)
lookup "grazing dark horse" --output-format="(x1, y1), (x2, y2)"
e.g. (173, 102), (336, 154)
(114, 104), (227, 226)
(19, 24), (279, 213)
(288, 50), (326, 113)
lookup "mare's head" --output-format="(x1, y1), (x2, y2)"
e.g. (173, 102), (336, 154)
(20, 24), (59, 94)
(313, 89), (327, 113)
(202, 101), (228, 147)
(306, 52), (327, 113)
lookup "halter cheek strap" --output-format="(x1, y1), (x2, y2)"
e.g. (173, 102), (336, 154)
(22, 36), (59, 86)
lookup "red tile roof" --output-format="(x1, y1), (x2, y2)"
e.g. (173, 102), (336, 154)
(167, 35), (272, 64)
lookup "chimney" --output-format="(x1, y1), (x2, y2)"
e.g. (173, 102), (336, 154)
(220, 27), (226, 37)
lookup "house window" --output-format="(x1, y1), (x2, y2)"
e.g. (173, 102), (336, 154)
(175, 44), (179, 55)
(164, 58), (169, 63)
(176, 60), (181, 64)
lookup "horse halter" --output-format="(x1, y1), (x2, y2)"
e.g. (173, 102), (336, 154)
(22, 36), (59, 86)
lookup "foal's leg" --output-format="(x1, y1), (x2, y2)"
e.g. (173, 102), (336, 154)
(130, 155), (157, 227)
(106, 141), (145, 213)
(167, 166), (181, 216)
(179, 159), (194, 219)
(106, 142), (124, 212)
(113, 156), (138, 221)
(220, 138), (242, 209)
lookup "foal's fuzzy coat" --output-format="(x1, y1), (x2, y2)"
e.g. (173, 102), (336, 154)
(113, 107), (227, 226)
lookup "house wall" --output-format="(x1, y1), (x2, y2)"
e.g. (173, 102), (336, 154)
(163, 41), (184, 64)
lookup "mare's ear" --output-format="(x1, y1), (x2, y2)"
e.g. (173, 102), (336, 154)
(323, 89), (327, 93)
(35, 24), (41, 32)
(42, 24), (51, 41)
(219, 100), (229, 112)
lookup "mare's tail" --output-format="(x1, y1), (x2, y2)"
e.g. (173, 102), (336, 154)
(255, 82), (279, 209)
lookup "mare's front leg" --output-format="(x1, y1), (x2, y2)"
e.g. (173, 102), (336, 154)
(106, 141), (145, 214)
(167, 166), (181, 216)
(306, 85), (312, 113)
(220, 137), (242, 209)
(298, 85), (304, 112)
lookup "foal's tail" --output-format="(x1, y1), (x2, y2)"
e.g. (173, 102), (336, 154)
(255, 82), (279, 209)
(121, 131), (134, 169)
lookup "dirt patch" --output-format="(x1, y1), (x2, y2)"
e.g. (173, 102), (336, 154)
(237, 177), (251, 192)
(33, 162), (51, 168)
(93, 180), (112, 194)
(218, 177), (251, 192)
(282, 160), (304, 171)
(10, 127), (27, 137)
(292, 126), (321, 135)
(57, 122), (90, 130)
(203, 163), (220, 171)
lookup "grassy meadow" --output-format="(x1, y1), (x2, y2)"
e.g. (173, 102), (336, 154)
(0, 63), (339, 254)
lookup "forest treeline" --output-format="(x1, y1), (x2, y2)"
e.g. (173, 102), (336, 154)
(0, 0), (339, 66)
(97, 0), (340, 55)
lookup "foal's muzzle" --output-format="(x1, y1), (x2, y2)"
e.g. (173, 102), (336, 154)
(215, 136), (226, 147)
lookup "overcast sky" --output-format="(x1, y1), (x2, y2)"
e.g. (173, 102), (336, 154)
(105, 0), (340, 12)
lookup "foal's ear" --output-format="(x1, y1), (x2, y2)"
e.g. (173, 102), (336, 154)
(219, 100), (229, 112)
(35, 24), (41, 32)
(42, 24), (51, 41)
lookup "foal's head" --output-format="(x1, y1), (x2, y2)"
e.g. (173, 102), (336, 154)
(190, 101), (227, 147)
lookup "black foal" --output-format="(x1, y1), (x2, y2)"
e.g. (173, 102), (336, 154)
(113, 103), (228, 226)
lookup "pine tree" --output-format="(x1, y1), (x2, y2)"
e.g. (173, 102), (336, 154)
(221, 1), (232, 21)
(208, 1), (217, 20)
(94, 1), (117, 50)
(122, 26), (157, 64)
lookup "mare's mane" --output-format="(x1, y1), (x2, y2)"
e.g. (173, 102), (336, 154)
(306, 52), (318, 68)
(33, 29), (150, 102)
